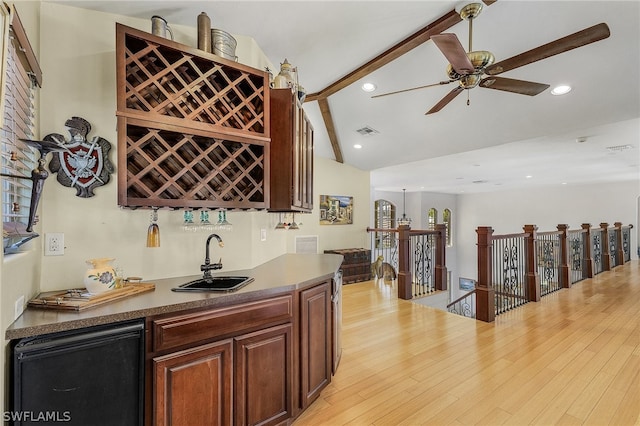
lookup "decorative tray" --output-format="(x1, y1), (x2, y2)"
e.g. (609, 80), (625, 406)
(27, 283), (155, 311)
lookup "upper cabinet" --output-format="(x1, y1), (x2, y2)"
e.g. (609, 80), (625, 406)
(115, 24), (271, 209)
(269, 88), (314, 212)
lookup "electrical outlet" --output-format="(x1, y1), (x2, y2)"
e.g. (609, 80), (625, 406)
(45, 233), (65, 256)
(14, 295), (25, 320)
(260, 228), (267, 241)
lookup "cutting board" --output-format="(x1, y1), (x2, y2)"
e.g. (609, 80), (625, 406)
(27, 283), (155, 311)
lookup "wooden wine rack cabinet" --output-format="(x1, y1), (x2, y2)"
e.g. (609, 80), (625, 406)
(115, 24), (270, 209)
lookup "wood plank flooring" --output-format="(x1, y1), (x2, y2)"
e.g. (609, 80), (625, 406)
(294, 261), (640, 425)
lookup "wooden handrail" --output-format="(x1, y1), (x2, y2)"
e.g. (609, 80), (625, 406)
(408, 229), (440, 236)
(568, 228), (587, 235)
(492, 232), (530, 240)
(366, 227), (399, 234)
(447, 289), (477, 309)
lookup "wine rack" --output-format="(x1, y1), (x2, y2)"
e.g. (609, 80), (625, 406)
(115, 23), (270, 209)
(117, 118), (268, 209)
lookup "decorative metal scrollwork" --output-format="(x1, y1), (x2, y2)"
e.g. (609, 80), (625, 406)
(449, 299), (474, 318)
(593, 234), (601, 265)
(622, 229), (630, 259)
(609, 232), (617, 254)
(502, 244), (519, 292)
(390, 247), (399, 271)
(542, 240), (555, 283)
(571, 237), (582, 271)
(414, 237), (432, 286)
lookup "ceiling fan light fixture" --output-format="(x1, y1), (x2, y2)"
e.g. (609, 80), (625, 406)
(551, 85), (572, 95)
(361, 82), (377, 92)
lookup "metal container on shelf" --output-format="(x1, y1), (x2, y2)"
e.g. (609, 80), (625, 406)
(197, 12), (211, 53)
(211, 29), (237, 61)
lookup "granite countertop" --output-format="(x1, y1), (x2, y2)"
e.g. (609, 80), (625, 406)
(6, 253), (343, 341)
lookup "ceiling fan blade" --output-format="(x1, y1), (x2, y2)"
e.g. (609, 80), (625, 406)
(425, 86), (464, 115)
(372, 80), (452, 99)
(482, 0), (498, 5)
(485, 23), (610, 75)
(431, 34), (475, 75)
(480, 76), (549, 96)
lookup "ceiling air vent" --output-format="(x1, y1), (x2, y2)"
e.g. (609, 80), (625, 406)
(356, 125), (379, 136)
(606, 144), (633, 152)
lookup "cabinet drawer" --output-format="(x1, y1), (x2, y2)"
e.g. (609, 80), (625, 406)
(151, 295), (293, 353)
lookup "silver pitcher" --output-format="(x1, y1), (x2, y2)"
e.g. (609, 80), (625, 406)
(151, 15), (173, 40)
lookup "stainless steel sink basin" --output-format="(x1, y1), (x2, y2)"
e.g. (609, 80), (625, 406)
(172, 276), (254, 292)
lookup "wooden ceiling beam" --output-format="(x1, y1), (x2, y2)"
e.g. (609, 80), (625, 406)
(318, 98), (343, 163)
(305, 9), (462, 103)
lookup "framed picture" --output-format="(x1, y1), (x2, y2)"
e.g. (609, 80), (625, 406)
(459, 277), (476, 291)
(319, 195), (353, 225)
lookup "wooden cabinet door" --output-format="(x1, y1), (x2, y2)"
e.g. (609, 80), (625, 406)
(301, 114), (314, 210)
(292, 98), (303, 209)
(299, 282), (331, 408)
(153, 340), (232, 426)
(235, 324), (293, 426)
(269, 88), (313, 213)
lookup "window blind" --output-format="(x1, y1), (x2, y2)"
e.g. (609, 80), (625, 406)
(1, 5), (40, 252)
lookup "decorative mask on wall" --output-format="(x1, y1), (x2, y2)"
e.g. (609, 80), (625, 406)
(47, 116), (114, 198)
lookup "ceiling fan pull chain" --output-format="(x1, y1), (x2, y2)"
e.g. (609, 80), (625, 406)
(467, 90), (470, 106)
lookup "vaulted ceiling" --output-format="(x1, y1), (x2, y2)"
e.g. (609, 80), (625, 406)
(51, 1), (640, 193)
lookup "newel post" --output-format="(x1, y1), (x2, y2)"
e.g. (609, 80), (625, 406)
(614, 222), (625, 266)
(524, 224), (541, 302)
(600, 223), (612, 271)
(557, 224), (571, 288)
(397, 225), (412, 300)
(581, 223), (594, 278)
(476, 227), (495, 323)
(435, 224), (448, 291)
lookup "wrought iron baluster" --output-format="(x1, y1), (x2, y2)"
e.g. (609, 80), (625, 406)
(592, 232), (602, 274)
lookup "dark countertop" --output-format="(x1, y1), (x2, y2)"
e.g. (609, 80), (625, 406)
(5, 253), (343, 341)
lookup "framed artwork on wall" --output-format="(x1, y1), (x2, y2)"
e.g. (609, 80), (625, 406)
(319, 195), (353, 225)
(459, 277), (476, 291)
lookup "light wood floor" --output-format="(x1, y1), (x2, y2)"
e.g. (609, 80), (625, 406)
(295, 261), (640, 426)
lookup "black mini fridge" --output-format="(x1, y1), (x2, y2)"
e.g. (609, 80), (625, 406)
(12, 320), (144, 426)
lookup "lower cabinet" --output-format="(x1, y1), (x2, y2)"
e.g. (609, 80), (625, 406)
(148, 283), (333, 425)
(299, 281), (332, 409)
(153, 340), (233, 426)
(235, 324), (293, 425)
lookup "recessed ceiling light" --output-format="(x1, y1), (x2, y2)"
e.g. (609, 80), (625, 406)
(526, 175), (533, 179)
(361, 82), (376, 92)
(353, 144), (362, 149)
(551, 85), (571, 95)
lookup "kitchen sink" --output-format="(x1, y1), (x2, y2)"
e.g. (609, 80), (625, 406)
(172, 276), (254, 292)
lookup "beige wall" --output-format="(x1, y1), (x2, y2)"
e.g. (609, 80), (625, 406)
(1, 2), (371, 412)
(1, 0), (41, 411)
(33, 2), (369, 289)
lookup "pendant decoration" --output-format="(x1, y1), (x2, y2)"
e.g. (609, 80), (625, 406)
(47, 116), (114, 198)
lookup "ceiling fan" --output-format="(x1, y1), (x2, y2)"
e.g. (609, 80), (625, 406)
(372, 2), (610, 114)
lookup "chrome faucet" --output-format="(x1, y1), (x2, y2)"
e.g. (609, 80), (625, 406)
(201, 233), (224, 279)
